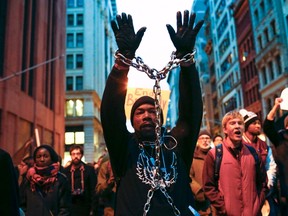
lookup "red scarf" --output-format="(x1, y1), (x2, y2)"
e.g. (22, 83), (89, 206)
(26, 162), (59, 194)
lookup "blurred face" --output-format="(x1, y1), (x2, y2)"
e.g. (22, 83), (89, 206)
(198, 135), (211, 150)
(133, 104), (157, 141)
(35, 148), (52, 167)
(223, 117), (244, 146)
(213, 136), (223, 146)
(247, 120), (261, 136)
(70, 149), (83, 165)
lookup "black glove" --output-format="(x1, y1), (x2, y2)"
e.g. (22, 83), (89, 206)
(111, 13), (146, 59)
(166, 10), (204, 59)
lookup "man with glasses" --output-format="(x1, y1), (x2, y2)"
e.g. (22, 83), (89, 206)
(190, 130), (215, 215)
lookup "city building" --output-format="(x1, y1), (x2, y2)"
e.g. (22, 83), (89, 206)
(0, 0), (66, 160)
(233, 0), (262, 120)
(249, 0), (288, 118)
(64, 0), (117, 164)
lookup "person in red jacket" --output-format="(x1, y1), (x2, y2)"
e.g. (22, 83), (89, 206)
(202, 110), (267, 216)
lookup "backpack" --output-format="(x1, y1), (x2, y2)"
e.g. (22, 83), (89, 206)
(214, 144), (261, 186)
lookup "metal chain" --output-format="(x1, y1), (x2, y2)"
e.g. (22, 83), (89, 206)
(160, 187), (181, 216)
(115, 51), (196, 216)
(114, 50), (196, 81)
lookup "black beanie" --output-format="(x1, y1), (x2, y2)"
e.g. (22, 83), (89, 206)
(33, 144), (59, 163)
(130, 96), (163, 127)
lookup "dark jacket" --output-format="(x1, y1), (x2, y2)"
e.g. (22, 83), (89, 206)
(263, 117), (288, 198)
(63, 162), (96, 216)
(101, 64), (203, 216)
(20, 173), (71, 216)
(0, 148), (20, 216)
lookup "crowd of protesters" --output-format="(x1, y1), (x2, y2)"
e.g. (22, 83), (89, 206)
(2, 9), (288, 216)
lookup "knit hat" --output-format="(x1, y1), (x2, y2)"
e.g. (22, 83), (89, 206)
(239, 109), (259, 130)
(198, 129), (211, 138)
(130, 96), (163, 127)
(33, 144), (59, 163)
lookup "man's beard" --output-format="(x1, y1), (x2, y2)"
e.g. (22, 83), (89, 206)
(72, 158), (81, 165)
(136, 127), (156, 142)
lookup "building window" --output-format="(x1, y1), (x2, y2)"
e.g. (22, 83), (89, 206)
(262, 67), (267, 85)
(67, 14), (74, 26)
(65, 131), (84, 146)
(66, 99), (84, 117)
(66, 77), (73, 91)
(67, 0), (74, 8)
(66, 54), (74, 69)
(257, 36), (263, 49)
(77, 0), (84, 7)
(67, 33), (74, 48)
(268, 61), (274, 80)
(76, 33), (83, 47)
(260, 1), (265, 18)
(254, 10), (259, 25)
(76, 14), (83, 26)
(219, 33), (230, 56)
(276, 55), (282, 75)
(217, 14), (228, 40)
(76, 54), (83, 68)
(264, 28), (269, 44)
(76, 76), (83, 90)
(65, 126), (84, 145)
(270, 20), (277, 36)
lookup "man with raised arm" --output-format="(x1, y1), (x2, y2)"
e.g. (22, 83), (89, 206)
(101, 11), (203, 215)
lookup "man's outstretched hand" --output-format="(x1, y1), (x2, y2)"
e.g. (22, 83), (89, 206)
(111, 13), (146, 59)
(166, 10), (204, 59)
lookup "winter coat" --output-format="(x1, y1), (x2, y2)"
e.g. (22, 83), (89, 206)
(20, 172), (71, 216)
(202, 141), (266, 216)
(63, 162), (96, 216)
(190, 146), (215, 216)
(263, 118), (288, 198)
(0, 148), (20, 216)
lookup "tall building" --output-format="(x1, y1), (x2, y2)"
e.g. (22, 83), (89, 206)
(0, 0), (66, 159)
(249, 0), (288, 118)
(210, 0), (243, 118)
(233, 0), (262, 120)
(65, 0), (117, 163)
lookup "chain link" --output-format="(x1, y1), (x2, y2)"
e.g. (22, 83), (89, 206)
(114, 50), (196, 81)
(115, 51), (196, 216)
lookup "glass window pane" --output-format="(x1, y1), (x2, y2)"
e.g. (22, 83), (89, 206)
(76, 33), (83, 47)
(75, 131), (84, 144)
(76, 76), (83, 90)
(67, 0), (74, 8)
(66, 100), (74, 116)
(67, 14), (74, 26)
(66, 55), (74, 69)
(75, 99), (83, 116)
(77, 14), (83, 26)
(65, 132), (75, 144)
(67, 33), (74, 48)
(76, 54), (83, 68)
(77, 0), (84, 7)
(66, 77), (73, 91)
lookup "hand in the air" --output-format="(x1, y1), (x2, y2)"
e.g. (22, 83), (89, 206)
(111, 13), (147, 59)
(166, 10), (204, 59)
